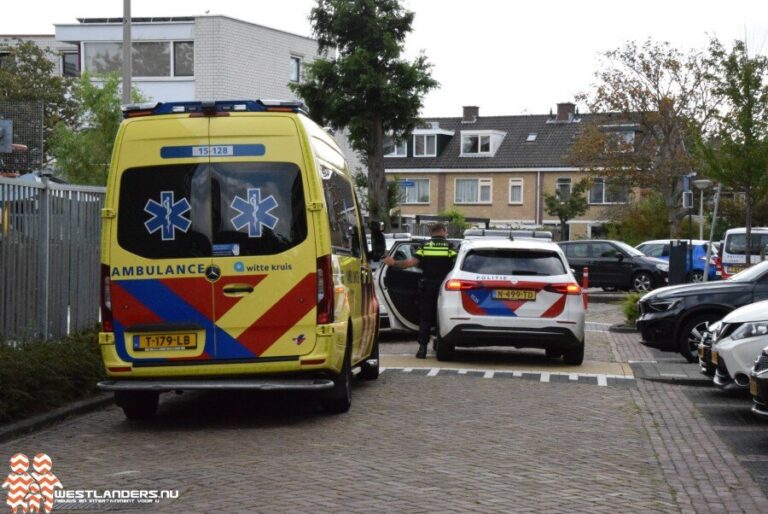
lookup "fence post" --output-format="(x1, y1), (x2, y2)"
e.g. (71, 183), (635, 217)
(38, 174), (51, 339)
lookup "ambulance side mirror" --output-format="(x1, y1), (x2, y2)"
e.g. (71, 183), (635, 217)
(369, 221), (386, 261)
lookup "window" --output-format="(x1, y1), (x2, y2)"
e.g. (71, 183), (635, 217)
(508, 178), (523, 204)
(638, 244), (668, 258)
(462, 134), (491, 155)
(605, 131), (635, 153)
(413, 134), (436, 157)
(455, 178), (492, 204)
(590, 242), (622, 258)
(589, 178), (628, 204)
(383, 137), (407, 157)
(461, 249), (566, 276)
(289, 56), (301, 83)
(563, 243), (588, 258)
(556, 178), (571, 201)
(526, 133), (538, 142)
(83, 41), (194, 77)
(61, 52), (79, 77)
(323, 170), (361, 256)
(0, 52), (12, 70)
(174, 42), (194, 77)
(398, 178), (430, 204)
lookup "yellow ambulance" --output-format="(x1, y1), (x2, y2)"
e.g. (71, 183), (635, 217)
(98, 100), (380, 419)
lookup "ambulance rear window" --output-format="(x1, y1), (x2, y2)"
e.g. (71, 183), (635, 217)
(117, 162), (307, 258)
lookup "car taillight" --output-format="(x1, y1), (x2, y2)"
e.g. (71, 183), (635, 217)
(101, 264), (113, 332)
(545, 283), (582, 295)
(445, 279), (479, 291)
(316, 255), (334, 324)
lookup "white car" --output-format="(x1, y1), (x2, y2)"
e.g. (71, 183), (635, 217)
(712, 299), (768, 389)
(435, 238), (585, 364)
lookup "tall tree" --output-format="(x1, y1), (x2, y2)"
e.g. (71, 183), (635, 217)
(543, 178), (590, 241)
(572, 40), (718, 237)
(0, 39), (77, 162)
(50, 73), (141, 185)
(291, 0), (438, 228)
(696, 39), (768, 264)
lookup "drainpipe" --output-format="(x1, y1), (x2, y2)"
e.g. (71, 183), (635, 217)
(535, 171), (542, 225)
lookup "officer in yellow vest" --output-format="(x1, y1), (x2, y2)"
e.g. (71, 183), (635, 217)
(383, 223), (457, 358)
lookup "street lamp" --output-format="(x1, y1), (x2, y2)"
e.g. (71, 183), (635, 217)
(693, 179), (713, 240)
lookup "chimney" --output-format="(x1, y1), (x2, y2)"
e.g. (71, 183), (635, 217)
(556, 102), (575, 122)
(462, 105), (479, 123)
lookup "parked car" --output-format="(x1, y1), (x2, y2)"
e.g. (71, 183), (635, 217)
(558, 239), (668, 292)
(635, 239), (719, 282)
(710, 300), (768, 389)
(697, 321), (720, 377)
(721, 227), (768, 278)
(637, 260), (768, 363)
(749, 346), (768, 418)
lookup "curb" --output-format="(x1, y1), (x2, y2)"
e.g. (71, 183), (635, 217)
(587, 295), (626, 305)
(0, 393), (113, 443)
(635, 375), (714, 387)
(609, 324), (638, 334)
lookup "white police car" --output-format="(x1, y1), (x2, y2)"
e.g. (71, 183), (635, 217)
(434, 238), (586, 364)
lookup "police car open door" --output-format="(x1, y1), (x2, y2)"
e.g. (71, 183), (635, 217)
(377, 241), (423, 331)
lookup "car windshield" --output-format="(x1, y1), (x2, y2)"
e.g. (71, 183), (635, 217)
(461, 249), (566, 276)
(725, 233), (768, 255)
(728, 260), (768, 282)
(613, 241), (645, 257)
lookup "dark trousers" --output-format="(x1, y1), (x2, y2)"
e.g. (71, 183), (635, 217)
(417, 279), (441, 346)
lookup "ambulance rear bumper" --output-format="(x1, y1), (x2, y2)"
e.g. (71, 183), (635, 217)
(98, 378), (335, 392)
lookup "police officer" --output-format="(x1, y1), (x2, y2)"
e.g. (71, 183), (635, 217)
(383, 223), (457, 358)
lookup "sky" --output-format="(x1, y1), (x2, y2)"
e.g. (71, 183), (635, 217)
(2, 0), (768, 117)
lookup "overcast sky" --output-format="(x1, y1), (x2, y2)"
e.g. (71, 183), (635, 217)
(3, 0), (768, 116)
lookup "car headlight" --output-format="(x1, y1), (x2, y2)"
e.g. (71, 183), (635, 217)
(731, 321), (768, 341)
(647, 298), (679, 312)
(708, 321), (723, 342)
(655, 263), (669, 272)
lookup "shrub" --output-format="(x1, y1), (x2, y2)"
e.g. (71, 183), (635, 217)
(622, 292), (644, 325)
(0, 331), (104, 422)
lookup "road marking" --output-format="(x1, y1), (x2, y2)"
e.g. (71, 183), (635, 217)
(512, 371), (523, 377)
(540, 372), (550, 383)
(569, 373), (578, 381)
(483, 371), (494, 379)
(427, 368), (440, 377)
(629, 360), (658, 364)
(402, 368), (412, 373)
(458, 369), (468, 375)
(379, 367), (634, 388)
(597, 375), (608, 386)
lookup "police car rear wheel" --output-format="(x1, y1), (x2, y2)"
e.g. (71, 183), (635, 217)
(322, 341), (352, 414)
(436, 334), (455, 361)
(116, 391), (159, 420)
(562, 343), (585, 365)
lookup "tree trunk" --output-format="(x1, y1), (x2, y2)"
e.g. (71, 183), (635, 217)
(560, 218), (568, 242)
(745, 186), (753, 267)
(366, 119), (390, 230)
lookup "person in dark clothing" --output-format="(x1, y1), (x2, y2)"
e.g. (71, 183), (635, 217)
(383, 223), (457, 358)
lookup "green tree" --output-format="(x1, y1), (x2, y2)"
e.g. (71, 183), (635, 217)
(50, 73), (142, 185)
(604, 191), (670, 246)
(543, 178), (590, 241)
(0, 39), (77, 161)
(696, 39), (768, 264)
(290, 0), (438, 229)
(572, 39), (718, 237)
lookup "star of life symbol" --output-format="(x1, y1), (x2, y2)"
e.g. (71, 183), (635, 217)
(2, 453), (62, 514)
(144, 191), (192, 241)
(230, 188), (279, 238)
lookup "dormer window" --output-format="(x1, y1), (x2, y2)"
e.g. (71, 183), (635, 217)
(601, 125), (638, 153)
(460, 130), (505, 157)
(413, 134), (437, 157)
(384, 137), (407, 157)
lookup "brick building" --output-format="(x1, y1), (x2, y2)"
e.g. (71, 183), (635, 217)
(385, 103), (635, 239)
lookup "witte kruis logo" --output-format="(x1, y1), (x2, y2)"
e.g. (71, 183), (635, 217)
(1, 454), (62, 514)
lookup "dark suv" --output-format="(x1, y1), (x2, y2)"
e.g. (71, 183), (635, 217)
(637, 260), (768, 362)
(558, 240), (668, 292)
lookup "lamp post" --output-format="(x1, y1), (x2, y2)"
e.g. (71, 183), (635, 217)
(693, 179), (713, 240)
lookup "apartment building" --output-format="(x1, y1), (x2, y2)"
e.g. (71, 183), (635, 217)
(384, 103), (635, 239)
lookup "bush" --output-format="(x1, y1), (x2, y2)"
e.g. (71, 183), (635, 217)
(622, 292), (644, 325)
(0, 331), (104, 422)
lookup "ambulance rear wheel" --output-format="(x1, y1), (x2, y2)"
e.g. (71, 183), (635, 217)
(359, 335), (380, 381)
(322, 342), (352, 414)
(115, 391), (158, 420)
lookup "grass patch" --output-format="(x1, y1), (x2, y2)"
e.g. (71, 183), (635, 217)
(0, 331), (104, 423)
(622, 292), (644, 325)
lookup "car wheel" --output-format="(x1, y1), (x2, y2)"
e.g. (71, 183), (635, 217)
(545, 348), (562, 359)
(359, 334), (380, 381)
(322, 340), (352, 414)
(678, 314), (721, 363)
(632, 272), (654, 292)
(436, 333), (455, 361)
(688, 270), (704, 283)
(562, 342), (585, 365)
(115, 391), (159, 421)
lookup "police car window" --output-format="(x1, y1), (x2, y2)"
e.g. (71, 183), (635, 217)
(323, 170), (361, 257)
(461, 249), (566, 276)
(117, 164), (211, 259)
(210, 162), (307, 256)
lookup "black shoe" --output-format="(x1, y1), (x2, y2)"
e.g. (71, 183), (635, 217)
(416, 345), (427, 359)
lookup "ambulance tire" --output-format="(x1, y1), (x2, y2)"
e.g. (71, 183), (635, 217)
(322, 340), (352, 414)
(116, 391), (159, 420)
(360, 333), (380, 381)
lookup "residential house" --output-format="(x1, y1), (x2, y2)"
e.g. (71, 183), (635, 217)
(384, 103), (635, 239)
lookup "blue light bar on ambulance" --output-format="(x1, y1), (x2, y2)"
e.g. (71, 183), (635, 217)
(121, 99), (308, 118)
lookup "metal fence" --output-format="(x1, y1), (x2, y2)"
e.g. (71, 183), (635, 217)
(0, 101), (45, 173)
(0, 176), (105, 341)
